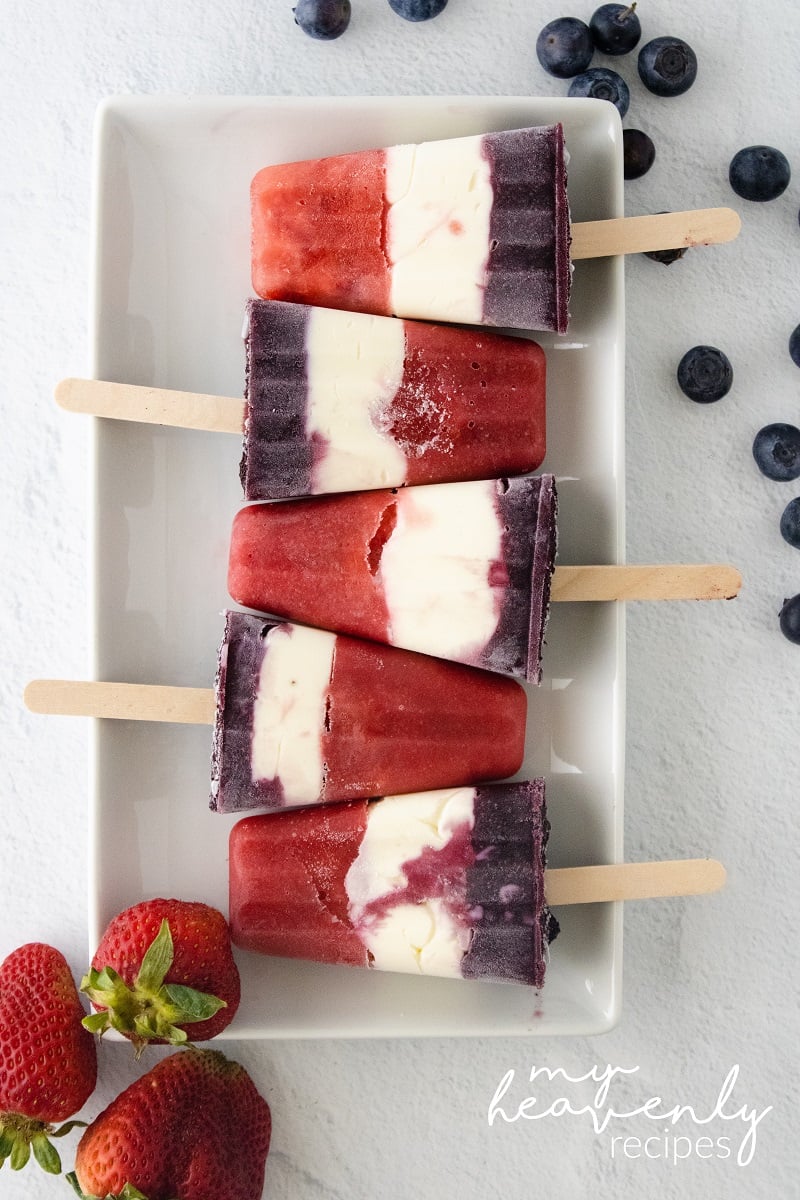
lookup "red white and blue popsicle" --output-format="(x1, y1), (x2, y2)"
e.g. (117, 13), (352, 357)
(250, 123), (740, 334)
(228, 474), (557, 682)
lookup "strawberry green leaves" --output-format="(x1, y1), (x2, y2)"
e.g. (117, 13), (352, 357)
(0, 1113), (86, 1175)
(66, 1173), (149, 1199)
(81, 920), (227, 1055)
(85, 900), (240, 1048)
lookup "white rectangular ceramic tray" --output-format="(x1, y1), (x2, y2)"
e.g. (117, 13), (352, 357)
(89, 95), (625, 1038)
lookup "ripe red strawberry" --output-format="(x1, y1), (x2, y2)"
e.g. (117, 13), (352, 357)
(68, 1047), (271, 1200)
(82, 900), (240, 1054)
(0, 942), (97, 1173)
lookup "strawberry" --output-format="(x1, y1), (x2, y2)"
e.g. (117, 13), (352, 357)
(81, 900), (240, 1054)
(67, 1047), (271, 1200)
(0, 942), (97, 1174)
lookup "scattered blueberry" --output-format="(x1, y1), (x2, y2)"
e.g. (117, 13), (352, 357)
(568, 67), (630, 117)
(676, 346), (733, 403)
(790, 325), (800, 368)
(388, 0), (448, 20)
(589, 3), (641, 55)
(294, 0), (351, 38)
(536, 17), (594, 79)
(644, 245), (686, 265)
(780, 498), (800, 549)
(779, 594), (800, 644)
(729, 145), (791, 202)
(623, 129), (656, 179)
(643, 216), (686, 264)
(638, 36), (697, 96)
(752, 423), (800, 482)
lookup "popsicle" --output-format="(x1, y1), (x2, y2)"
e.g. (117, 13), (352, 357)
(212, 612), (526, 813)
(229, 781), (556, 985)
(251, 124), (741, 333)
(228, 780), (727, 987)
(55, 296), (548, 501)
(228, 474), (558, 682)
(242, 298), (546, 498)
(253, 125), (570, 332)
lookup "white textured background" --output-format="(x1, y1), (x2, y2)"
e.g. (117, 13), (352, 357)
(1, 1), (797, 1197)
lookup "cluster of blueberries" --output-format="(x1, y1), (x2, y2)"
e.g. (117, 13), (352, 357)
(660, 346), (800, 642)
(675, 155), (798, 643)
(670, 313), (800, 646)
(536, 8), (795, 206)
(293, 0), (445, 39)
(536, 5), (696, 180)
(653, 339), (799, 640)
(538, 6), (799, 641)
(755, 384), (800, 643)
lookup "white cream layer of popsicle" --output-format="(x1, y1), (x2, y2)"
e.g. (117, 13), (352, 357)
(250, 623), (335, 805)
(385, 137), (494, 325)
(345, 788), (477, 976)
(380, 480), (504, 661)
(306, 307), (407, 493)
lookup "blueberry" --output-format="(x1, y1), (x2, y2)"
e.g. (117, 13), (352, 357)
(623, 129), (655, 179)
(790, 324), (800, 368)
(638, 36), (697, 96)
(388, 0), (448, 19)
(779, 594), (800, 644)
(643, 215), (686, 264)
(536, 17), (594, 79)
(589, 3), (641, 55)
(294, 0), (351, 38)
(780, 498), (800, 549)
(752, 423), (800, 482)
(568, 67), (630, 117)
(729, 146), (791, 202)
(644, 245), (686, 265)
(676, 346), (733, 403)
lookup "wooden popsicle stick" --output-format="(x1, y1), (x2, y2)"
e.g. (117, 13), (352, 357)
(570, 207), (741, 260)
(551, 563), (742, 602)
(545, 858), (726, 905)
(23, 680), (215, 724)
(54, 377), (244, 435)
